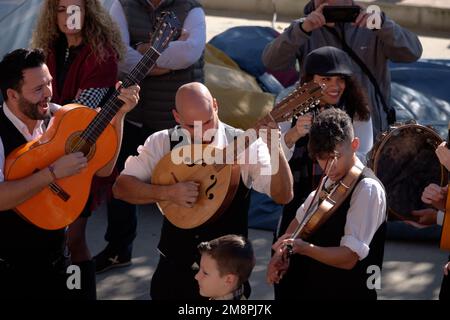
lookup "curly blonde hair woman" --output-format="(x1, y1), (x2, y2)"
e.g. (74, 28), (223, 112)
(31, 0), (125, 62)
(31, 0), (129, 300)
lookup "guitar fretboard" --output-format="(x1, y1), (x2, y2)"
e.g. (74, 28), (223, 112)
(79, 47), (161, 146)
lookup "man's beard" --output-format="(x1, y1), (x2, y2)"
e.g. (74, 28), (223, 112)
(18, 95), (49, 120)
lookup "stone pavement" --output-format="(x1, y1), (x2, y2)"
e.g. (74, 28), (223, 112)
(88, 203), (449, 300)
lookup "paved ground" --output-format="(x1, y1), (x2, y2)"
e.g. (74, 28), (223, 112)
(89, 204), (449, 300)
(358, 0), (450, 8)
(87, 10), (450, 300)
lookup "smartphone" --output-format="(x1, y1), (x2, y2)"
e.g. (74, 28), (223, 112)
(322, 5), (361, 23)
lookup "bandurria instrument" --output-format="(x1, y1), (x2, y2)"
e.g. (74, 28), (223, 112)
(151, 81), (324, 229)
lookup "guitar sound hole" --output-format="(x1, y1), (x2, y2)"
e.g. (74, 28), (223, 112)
(66, 131), (95, 160)
(78, 143), (92, 157)
(205, 175), (217, 200)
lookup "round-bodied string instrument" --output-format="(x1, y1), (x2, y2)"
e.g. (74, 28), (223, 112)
(367, 122), (447, 221)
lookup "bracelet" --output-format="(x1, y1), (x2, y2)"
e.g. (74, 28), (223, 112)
(48, 165), (57, 181)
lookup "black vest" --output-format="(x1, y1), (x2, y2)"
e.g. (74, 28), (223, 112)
(0, 108), (66, 258)
(292, 167), (387, 300)
(157, 125), (251, 265)
(119, 0), (205, 130)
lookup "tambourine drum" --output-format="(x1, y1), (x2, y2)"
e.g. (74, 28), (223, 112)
(368, 123), (447, 221)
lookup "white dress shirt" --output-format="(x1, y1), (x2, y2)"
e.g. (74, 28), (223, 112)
(109, 0), (206, 74)
(0, 103), (47, 182)
(121, 121), (275, 197)
(437, 210), (445, 226)
(294, 157), (386, 260)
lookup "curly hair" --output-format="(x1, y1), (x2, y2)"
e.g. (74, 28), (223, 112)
(308, 108), (354, 160)
(301, 74), (371, 121)
(31, 0), (125, 63)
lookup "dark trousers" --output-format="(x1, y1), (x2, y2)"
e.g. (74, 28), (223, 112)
(105, 121), (156, 252)
(150, 255), (206, 301)
(440, 256), (450, 300)
(0, 253), (70, 299)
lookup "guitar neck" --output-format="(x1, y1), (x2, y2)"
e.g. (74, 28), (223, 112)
(80, 47), (161, 145)
(213, 86), (321, 170)
(213, 111), (280, 172)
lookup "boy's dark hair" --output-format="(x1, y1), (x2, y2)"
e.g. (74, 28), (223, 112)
(308, 108), (354, 160)
(0, 48), (46, 101)
(198, 234), (255, 286)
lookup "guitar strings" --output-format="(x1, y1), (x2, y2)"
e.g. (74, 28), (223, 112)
(74, 22), (174, 149)
(70, 49), (160, 153)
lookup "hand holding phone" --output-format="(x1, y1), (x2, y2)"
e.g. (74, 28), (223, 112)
(300, 3), (328, 33)
(301, 4), (380, 32)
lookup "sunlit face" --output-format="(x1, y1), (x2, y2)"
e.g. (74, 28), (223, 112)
(316, 139), (358, 182)
(57, 0), (85, 36)
(194, 254), (237, 298)
(10, 64), (53, 120)
(313, 75), (346, 106)
(173, 99), (219, 143)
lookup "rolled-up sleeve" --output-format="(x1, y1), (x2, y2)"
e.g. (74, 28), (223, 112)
(279, 120), (295, 161)
(121, 130), (169, 181)
(243, 138), (272, 196)
(156, 8), (206, 70)
(340, 177), (386, 260)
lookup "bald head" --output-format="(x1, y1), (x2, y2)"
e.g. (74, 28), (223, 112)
(175, 82), (214, 117)
(172, 82), (219, 140)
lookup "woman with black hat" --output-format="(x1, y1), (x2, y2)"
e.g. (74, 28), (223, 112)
(274, 46), (373, 300)
(281, 46), (372, 164)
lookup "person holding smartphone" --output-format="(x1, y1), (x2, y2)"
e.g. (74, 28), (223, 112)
(262, 0), (422, 140)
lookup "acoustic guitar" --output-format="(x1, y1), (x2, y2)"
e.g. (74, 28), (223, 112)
(4, 12), (181, 230)
(441, 121), (450, 250)
(151, 81), (323, 229)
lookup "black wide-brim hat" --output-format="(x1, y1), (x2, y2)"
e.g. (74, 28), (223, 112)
(304, 46), (353, 77)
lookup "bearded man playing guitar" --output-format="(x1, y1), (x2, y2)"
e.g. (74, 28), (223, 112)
(267, 108), (387, 300)
(113, 82), (294, 300)
(0, 48), (140, 299)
